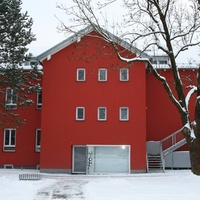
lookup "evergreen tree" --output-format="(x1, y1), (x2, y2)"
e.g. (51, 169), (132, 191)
(0, 0), (42, 126)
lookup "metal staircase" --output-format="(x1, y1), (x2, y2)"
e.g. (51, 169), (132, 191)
(146, 141), (165, 172)
(147, 126), (187, 172)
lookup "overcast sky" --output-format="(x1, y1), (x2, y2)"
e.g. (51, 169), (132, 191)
(22, 0), (68, 55)
(21, 0), (200, 63)
(21, 0), (121, 56)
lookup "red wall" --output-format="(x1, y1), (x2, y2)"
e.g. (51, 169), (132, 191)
(146, 69), (197, 149)
(0, 92), (41, 167)
(40, 34), (147, 172)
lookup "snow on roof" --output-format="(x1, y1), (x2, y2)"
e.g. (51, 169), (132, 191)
(0, 60), (43, 70)
(20, 63), (43, 70)
(36, 25), (199, 70)
(153, 62), (199, 70)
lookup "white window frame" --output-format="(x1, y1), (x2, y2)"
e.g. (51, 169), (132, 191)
(120, 68), (129, 81)
(98, 68), (107, 81)
(5, 88), (17, 109)
(35, 129), (41, 152)
(120, 107), (129, 121)
(3, 129), (16, 152)
(98, 107), (107, 121)
(76, 107), (85, 120)
(37, 91), (42, 109)
(77, 68), (86, 81)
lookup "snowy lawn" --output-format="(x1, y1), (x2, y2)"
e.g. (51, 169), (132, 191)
(0, 169), (199, 200)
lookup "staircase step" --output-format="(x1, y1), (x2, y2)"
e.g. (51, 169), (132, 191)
(147, 153), (164, 172)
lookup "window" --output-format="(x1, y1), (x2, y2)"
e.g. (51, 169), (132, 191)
(35, 129), (41, 152)
(98, 107), (107, 121)
(98, 68), (107, 81)
(4, 129), (16, 152)
(159, 60), (168, 64)
(37, 91), (42, 109)
(151, 59), (158, 64)
(76, 107), (85, 120)
(120, 68), (129, 81)
(77, 68), (86, 81)
(5, 88), (17, 109)
(120, 107), (129, 121)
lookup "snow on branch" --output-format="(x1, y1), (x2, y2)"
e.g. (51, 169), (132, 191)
(116, 47), (187, 117)
(185, 85), (197, 110)
(147, 60), (187, 116)
(117, 53), (149, 63)
(184, 122), (196, 140)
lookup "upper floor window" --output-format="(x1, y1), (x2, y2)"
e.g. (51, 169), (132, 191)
(151, 60), (157, 64)
(98, 68), (107, 81)
(98, 107), (107, 121)
(76, 107), (85, 120)
(37, 91), (42, 109)
(77, 68), (86, 81)
(120, 68), (129, 81)
(159, 60), (168, 64)
(3, 129), (16, 152)
(5, 88), (17, 109)
(120, 107), (129, 121)
(35, 129), (41, 152)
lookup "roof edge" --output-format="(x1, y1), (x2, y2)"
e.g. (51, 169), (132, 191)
(37, 25), (150, 62)
(37, 25), (94, 62)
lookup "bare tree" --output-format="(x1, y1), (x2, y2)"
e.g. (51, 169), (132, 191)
(58, 0), (200, 175)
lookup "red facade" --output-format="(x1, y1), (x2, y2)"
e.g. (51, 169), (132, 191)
(40, 33), (147, 173)
(147, 70), (197, 143)
(0, 27), (195, 173)
(0, 92), (41, 168)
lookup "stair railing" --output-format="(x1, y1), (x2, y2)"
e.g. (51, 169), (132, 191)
(161, 126), (186, 156)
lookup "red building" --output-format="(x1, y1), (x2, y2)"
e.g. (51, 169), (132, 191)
(0, 84), (42, 169)
(0, 26), (195, 173)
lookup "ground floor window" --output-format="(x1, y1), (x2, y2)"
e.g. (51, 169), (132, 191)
(35, 129), (41, 152)
(37, 91), (42, 109)
(72, 145), (130, 174)
(3, 129), (16, 152)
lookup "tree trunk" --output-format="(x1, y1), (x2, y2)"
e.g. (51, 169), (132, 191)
(189, 138), (200, 175)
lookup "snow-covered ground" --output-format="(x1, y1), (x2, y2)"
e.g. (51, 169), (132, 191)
(0, 169), (199, 200)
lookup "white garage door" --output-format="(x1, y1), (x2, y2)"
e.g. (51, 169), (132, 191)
(88, 145), (130, 174)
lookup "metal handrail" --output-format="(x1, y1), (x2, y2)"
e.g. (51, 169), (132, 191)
(161, 121), (195, 145)
(160, 126), (184, 144)
(160, 125), (187, 156)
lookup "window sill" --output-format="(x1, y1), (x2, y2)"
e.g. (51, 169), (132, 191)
(3, 150), (16, 152)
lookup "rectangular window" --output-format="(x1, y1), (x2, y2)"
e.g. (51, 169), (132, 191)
(37, 91), (42, 109)
(35, 129), (41, 152)
(76, 107), (85, 120)
(5, 88), (17, 109)
(159, 60), (168, 64)
(120, 107), (129, 121)
(98, 68), (107, 81)
(77, 68), (86, 81)
(120, 68), (129, 81)
(4, 129), (16, 152)
(152, 60), (157, 64)
(98, 107), (107, 121)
